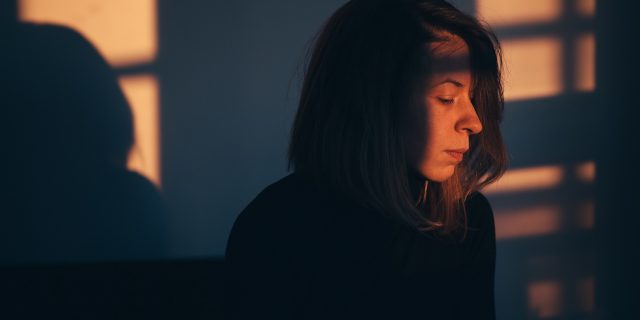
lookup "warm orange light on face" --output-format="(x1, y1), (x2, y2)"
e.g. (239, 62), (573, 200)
(528, 280), (563, 318)
(502, 37), (564, 101)
(484, 165), (564, 194)
(475, 0), (562, 27)
(119, 75), (161, 187)
(494, 206), (561, 239)
(19, 0), (157, 67)
(574, 33), (596, 92)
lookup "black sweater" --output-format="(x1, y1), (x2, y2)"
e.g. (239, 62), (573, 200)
(224, 173), (496, 319)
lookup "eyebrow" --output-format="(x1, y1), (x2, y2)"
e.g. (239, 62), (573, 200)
(431, 78), (465, 88)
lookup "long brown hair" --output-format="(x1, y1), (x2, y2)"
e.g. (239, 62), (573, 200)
(288, 0), (507, 241)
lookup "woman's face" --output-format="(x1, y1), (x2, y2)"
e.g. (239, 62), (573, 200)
(403, 34), (483, 182)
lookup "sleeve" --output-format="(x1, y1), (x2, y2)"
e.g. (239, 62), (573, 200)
(456, 192), (497, 320)
(223, 191), (302, 320)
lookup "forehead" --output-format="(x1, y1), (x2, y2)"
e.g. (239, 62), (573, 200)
(426, 34), (470, 76)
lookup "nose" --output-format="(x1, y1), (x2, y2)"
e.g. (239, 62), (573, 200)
(456, 98), (483, 135)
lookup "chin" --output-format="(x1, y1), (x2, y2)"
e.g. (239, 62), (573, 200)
(421, 166), (456, 182)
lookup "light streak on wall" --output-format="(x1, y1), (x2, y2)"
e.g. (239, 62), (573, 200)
(528, 280), (564, 318)
(19, 0), (157, 67)
(575, 161), (596, 183)
(501, 37), (564, 101)
(483, 165), (564, 195)
(494, 206), (562, 240)
(574, 33), (596, 92)
(575, 0), (596, 18)
(576, 276), (595, 313)
(575, 201), (595, 230)
(119, 75), (161, 186)
(475, 0), (562, 27)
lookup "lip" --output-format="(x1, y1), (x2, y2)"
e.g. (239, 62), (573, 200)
(445, 148), (468, 162)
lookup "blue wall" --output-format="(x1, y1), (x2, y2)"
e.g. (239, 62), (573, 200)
(5, 0), (638, 318)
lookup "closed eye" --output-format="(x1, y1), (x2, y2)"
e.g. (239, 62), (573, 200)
(437, 97), (455, 105)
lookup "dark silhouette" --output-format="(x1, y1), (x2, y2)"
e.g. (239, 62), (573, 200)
(1, 23), (169, 264)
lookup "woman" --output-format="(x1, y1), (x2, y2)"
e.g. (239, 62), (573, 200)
(225, 0), (507, 318)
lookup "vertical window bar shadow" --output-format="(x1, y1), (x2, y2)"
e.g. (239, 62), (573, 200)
(471, 0), (598, 318)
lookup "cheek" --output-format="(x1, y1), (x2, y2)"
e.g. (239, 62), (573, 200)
(402, 98), (456, 178)
(412, 107), (458, 181)
(422, 106), (448, 157)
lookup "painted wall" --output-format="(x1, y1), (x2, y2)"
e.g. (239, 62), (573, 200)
(6, 0), (639, 318)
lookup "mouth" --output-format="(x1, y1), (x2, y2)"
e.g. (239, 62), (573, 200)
(444, 148), (467, 162)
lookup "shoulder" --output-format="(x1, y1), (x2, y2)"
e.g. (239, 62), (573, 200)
(235, 173), (311, 222)
(462, 191), (496, 246)
(225, 174), (316, 257)
(465, 191), (492, 211)
(458, 191), (496, 264)
(465, 191), (495, 227)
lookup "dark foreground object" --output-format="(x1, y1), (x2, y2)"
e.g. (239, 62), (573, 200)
(1, 259), (224, 319)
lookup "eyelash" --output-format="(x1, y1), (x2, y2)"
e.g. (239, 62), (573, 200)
(438, 97), (455, 105)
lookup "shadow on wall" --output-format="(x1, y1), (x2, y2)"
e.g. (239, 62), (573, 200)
(1, 23), (169, 264)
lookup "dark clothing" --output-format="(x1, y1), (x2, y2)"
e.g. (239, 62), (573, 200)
(224, 173), (496, 319)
